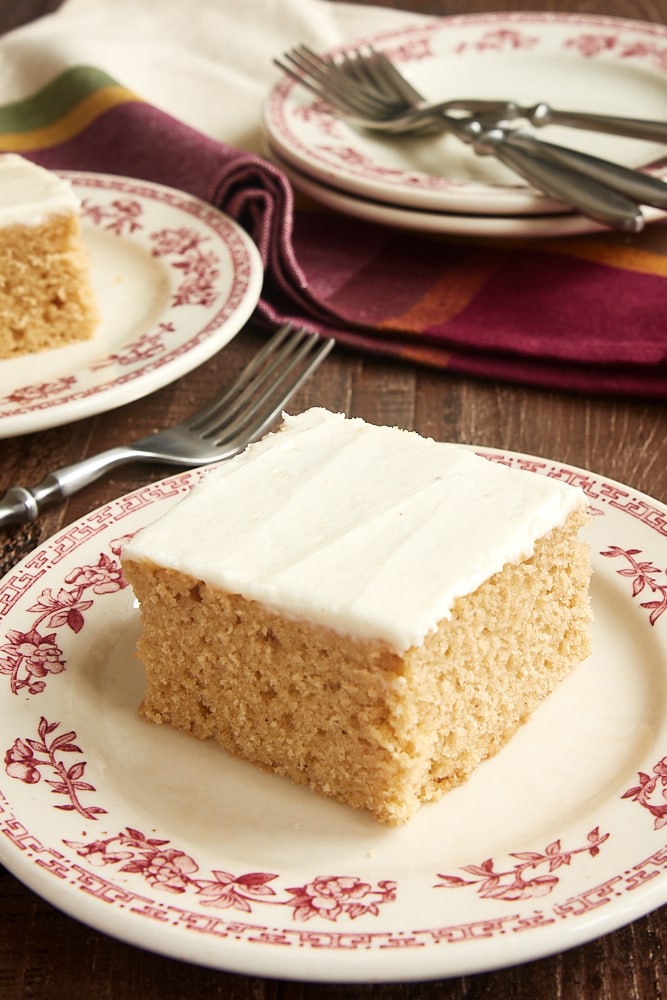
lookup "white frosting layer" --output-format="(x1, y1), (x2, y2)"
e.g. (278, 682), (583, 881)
(123, 408), (586, 652)
(0, 153), (79, 226)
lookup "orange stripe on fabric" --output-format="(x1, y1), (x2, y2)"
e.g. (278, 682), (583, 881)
(542, 236), (667, 278)
(0, 85), (142, 151)
(378, 253), (501, 333)
(395, 342), (452, 366)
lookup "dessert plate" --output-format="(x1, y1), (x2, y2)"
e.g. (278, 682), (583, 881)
(264, 12), (667, 217)
(1, 451), (666, 982)
(0, 172), (263, 438)
(269, 141), (666, 239)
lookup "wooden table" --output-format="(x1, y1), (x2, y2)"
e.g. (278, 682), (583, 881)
(1, 0), (666, 997)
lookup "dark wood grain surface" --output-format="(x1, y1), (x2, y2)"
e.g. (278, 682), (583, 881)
(1, 0), (666, 997)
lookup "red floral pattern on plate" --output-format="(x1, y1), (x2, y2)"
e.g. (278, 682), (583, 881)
(600, 546), (667, 625)
(5, 375), (77, 407)
(62, 826), (396, 922)
(565, 32), (667, 69)
(81, 195), (222, 308)
(435, 828), (609, 901)
(5, 717), (105, 820)
(92, 327), (174, 369)
(0, 535), (129, 695)
(623, 757), (667, 829)
(150, 227), (221, 308)
(453, 28), (539, 54)
(80, 196), (143, 235)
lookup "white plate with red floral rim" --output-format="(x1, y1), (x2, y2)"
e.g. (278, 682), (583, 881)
(264, 12), (667, 218)
(0, 172), (263, 438)
(1, 449), (666, 983)
(268, 140), (667, 239)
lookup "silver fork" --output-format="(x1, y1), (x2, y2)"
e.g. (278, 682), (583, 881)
(282, 46), (667, 218)
(0, 323), (334, 527)
(278, 45), (652, 233)
(433, 98), (667, 145)
(353, 47), (667, 213)
(283, 46), (667, 143)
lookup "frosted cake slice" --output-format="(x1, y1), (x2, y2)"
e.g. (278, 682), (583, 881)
(121, 408), (591, 824)
(0, 153), (98, 359)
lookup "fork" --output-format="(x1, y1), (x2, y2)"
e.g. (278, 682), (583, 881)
(353, 47), (667, 213)
(291, 48), (667, 143)
(282, 46), (667, 220)
(0, 323), (334, 527)
(435, 98), (667, 145)
(278, 46), (654, 232)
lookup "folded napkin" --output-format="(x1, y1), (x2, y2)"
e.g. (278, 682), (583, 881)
(1, 0), (666, 397)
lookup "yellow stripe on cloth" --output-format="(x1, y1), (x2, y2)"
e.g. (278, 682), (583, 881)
(378, 232), (667, 335)
(378, 252), (500, 333)
(542, 235), (667, 278)
(0, 84), (141, 151)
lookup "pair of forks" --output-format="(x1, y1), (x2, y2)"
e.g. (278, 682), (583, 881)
(281, 45), (667, 142)
(0, 323), (333, 527)
(278, 45), (667, 233)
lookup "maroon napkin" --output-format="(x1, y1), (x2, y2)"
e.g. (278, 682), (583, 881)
(6, 66), (666, 398)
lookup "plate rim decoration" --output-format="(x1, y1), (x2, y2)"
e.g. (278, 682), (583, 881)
(268, 140), (666, 239)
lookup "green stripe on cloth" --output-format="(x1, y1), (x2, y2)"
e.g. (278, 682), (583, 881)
(0, 66), (123, 133)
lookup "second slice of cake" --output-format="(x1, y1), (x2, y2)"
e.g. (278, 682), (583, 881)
(0, 154), (98, 359)
(121, 408), (591, 824)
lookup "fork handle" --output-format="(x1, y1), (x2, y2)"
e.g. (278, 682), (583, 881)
(460, 121), (644, 232)
(520, 103), (667, 143)
(0, 446), (142, 527)
(503, 131), (667, 209)
(440, 100), (667, 144)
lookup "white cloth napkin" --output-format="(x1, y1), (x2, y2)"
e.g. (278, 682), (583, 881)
(0, 0), (421, 151)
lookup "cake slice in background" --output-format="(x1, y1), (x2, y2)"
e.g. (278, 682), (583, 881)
(0, 154), (98, 359)
(122, 408), (592, 825)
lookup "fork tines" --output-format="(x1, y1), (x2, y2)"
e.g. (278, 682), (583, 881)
(189, 323), (334, 445)
(276, 45), (401, 120)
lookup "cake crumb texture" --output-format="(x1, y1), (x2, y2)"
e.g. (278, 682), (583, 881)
(122, 507), (590, 825)
(0, 212), (98, 359)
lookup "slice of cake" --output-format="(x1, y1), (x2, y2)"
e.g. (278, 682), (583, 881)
(0, 153), (98, 359)
(121, 408), (591, 825)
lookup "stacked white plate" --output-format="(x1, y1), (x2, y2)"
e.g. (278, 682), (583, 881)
(263, 11), (667, 238)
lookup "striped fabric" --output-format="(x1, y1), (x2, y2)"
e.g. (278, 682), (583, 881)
(3, 65), (666, 397)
